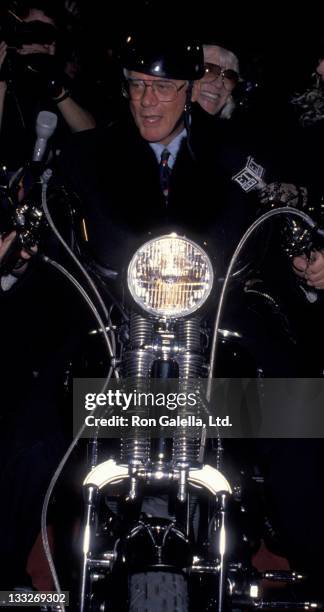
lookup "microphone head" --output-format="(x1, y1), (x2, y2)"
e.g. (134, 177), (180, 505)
(35, 111), (58, 140)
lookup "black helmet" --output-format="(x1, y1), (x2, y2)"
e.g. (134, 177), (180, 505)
(120, 33), (204, 80)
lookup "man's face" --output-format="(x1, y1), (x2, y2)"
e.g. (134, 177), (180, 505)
(128, 71), (191, 145)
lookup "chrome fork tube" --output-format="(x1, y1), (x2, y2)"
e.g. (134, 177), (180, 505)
(217, 492), (228, 612)
(80, 485), (97, 612)
(120, 313), (155, 471)
(173, 318), (204, 499)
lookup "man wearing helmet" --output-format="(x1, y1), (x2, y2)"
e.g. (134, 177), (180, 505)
(125, 71), (191, 144)
(59, 33), (263, 278)
(121, 36), (202, 145)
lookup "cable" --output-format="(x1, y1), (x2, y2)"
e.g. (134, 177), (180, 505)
(206, 206), (318, 469)
(40, 256), (118, 611)
(39, 172), (120, 610)
(42, 256), (116, 363)
(39, 257), (119, 611)
(41, 372), (114, 612)
(41, 170), (110, 324)
(206, 206), (317, 401)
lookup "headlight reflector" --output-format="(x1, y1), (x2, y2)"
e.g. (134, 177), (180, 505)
(127, 234), (214, 318)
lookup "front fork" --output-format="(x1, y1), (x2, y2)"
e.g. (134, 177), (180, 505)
(80, 459), (232, 611)
(80, 312), (231, 610)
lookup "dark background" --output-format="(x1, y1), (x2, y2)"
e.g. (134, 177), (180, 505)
(2, 0), (324, 90)
(79, 0), (324, 91)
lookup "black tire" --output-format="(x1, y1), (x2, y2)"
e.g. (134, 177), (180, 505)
(128, 571), (189, 612)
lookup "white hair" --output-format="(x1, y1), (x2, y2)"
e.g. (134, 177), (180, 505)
(203, 44), (240, 119)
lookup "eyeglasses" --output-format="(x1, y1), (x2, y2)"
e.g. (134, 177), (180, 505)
(123, 79), (187, 102)
(203, 63), (239, 90)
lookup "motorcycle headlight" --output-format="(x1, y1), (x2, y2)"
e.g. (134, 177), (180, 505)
(127, 234), (214, 318)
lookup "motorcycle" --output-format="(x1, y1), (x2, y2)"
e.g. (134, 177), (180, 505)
(66, 210), (322, 611)
(1, 166), (323, 611)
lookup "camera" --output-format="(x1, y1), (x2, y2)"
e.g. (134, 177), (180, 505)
(1, 19), (57, 50)
(0, 16), (61, 85)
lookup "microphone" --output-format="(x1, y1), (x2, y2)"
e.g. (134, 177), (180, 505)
(33, 111), (58, 162)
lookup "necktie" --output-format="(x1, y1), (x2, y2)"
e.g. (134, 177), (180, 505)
(159, 148), (171, 206)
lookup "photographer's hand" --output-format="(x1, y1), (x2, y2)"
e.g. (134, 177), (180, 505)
(65, 0), (81, 20)
(0, 40), (7, 63)
(0, 231), (17, 263)
(17, 42), (55, 56)
(0, 230), (37, 282)
(0, 42), (8, 133)
(0, 41), (8, 86)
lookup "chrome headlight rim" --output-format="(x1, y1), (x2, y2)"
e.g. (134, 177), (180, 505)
(127, 233), (214, 319)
